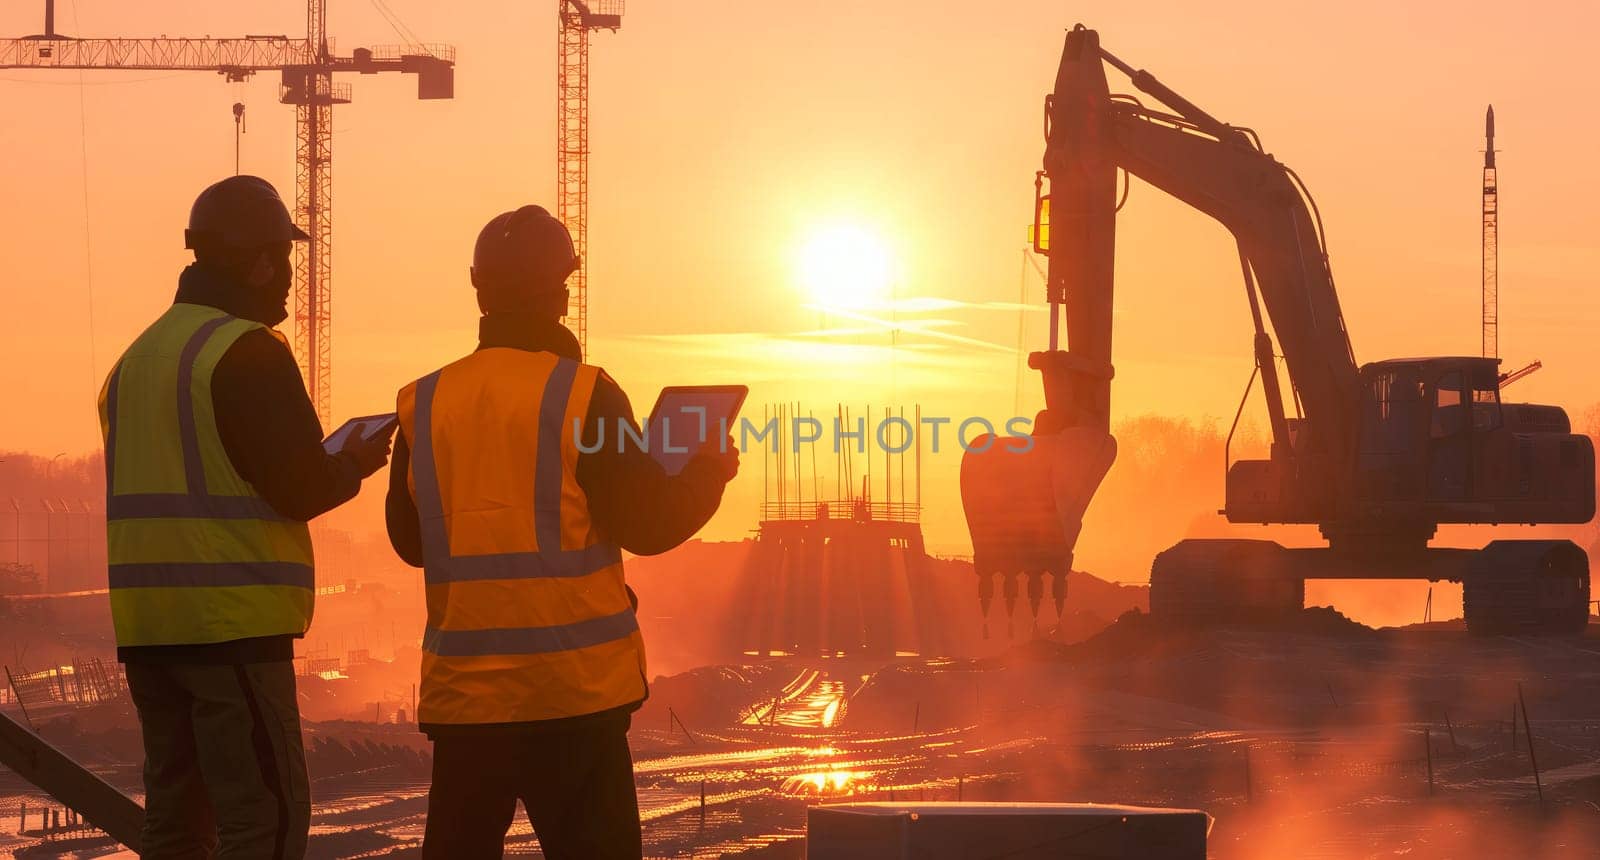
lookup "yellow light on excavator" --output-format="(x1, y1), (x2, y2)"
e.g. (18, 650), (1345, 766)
(1031, 190), (1051, 255)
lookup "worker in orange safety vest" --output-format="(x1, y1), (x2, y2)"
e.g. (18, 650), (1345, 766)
(386, 205), (738, 859)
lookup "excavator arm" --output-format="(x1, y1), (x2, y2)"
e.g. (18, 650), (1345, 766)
(961, 26), (1364, 634)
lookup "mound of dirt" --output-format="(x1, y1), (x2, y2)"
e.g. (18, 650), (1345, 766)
(636, 663), (786, 731)
(307, 735), (432, 782)
(1064, 604), (1376, 660)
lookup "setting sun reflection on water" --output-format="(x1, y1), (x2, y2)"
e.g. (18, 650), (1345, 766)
(744, 672), (850, 728)
(780, 769), (873, 797)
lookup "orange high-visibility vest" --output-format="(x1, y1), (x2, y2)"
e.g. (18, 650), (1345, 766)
(398, 349), (646, 726)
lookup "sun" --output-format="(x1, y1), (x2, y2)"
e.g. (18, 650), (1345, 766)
(796, 223), (894, 310)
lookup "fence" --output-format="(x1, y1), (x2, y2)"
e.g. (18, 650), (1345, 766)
(0, 499), (106, 594)
(3, 658), (126, 718)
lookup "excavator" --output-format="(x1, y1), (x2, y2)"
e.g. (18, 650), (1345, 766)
(961, 26), (1596, 637)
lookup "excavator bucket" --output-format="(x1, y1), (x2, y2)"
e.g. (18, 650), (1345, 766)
(960, 26), (1120, 637)
(960, 426), (1115, 636)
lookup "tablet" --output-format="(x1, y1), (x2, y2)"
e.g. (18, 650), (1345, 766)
(645, 385), (748, 476)
(322, 413), (399, 455)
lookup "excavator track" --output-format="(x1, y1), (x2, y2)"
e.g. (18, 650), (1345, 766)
(1149, 540), (1304, 625)
(1462, 541), (1591, 636)
(1149, 538), (1590, 636)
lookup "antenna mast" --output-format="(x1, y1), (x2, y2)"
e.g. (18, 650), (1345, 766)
(1482, 105), (1498, 359)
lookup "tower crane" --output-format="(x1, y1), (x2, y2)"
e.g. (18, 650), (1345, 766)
(2, 0), (455, 423)
(557, 0), (622, 358)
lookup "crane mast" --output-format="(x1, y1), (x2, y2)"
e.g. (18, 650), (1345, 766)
(557, 1), (622, 359)
(292, 0), (337, 423)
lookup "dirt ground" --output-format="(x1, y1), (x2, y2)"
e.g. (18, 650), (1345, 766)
(5, 609), (1600, 858)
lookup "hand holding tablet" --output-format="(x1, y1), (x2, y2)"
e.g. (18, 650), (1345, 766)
(322, 413), (399, 456)
(644, 386), (747, 476)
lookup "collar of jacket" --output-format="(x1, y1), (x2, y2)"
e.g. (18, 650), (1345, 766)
(477, 313), (582, 361)
(173, 262), (275, 324)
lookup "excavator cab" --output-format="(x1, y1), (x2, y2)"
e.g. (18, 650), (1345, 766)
(1421, 358), (1500, 502)
(1351, 356), (1594, 521)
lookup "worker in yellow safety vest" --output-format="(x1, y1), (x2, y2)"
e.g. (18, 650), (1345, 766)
(99, 175), (392, 859)
(386, 205), (738, 859)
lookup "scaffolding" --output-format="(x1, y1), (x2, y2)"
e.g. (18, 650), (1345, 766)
(758, 404), (923, 524)
(735, 404), (943, 658)
(4, 658), (126, 723)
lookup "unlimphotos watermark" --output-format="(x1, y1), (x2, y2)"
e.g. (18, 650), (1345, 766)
(574, 413), (1036, 455)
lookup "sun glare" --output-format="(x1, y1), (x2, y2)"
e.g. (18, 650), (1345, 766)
(797, 223), (894, 310)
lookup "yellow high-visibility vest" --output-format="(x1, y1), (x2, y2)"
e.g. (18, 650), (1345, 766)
(98, 303), (315, 648)
(398, 349), (646, 725)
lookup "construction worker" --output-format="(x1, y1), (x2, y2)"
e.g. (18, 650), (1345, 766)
(98, 175), (391, 859)
(386, 205), (738, 859)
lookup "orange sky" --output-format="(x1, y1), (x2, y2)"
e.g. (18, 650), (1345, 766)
(2, 0), (1598, 563)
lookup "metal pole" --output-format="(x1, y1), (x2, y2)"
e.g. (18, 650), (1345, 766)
(1424, 728), (1434, 796)
(899, 407), (906, 517)
(1243, 746), (1253, 802)
(1048, 298), (1060, 351)
(1518, 683), (1543, 803)
(232, 102), (245, 175)
(6, 667), (34, 731)
(44, 502), (54, 594)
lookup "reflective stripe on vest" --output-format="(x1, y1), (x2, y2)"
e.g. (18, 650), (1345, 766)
(412, 364), (623, 586)
(406, 351), (646, 724)
(101, 304), (314, 648)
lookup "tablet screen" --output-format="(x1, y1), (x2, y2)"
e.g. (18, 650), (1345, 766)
(645, 386), (747, 476)
(322, 413), (398, 455)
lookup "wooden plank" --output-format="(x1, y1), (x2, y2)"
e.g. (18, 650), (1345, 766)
(0, 705), (143, 852)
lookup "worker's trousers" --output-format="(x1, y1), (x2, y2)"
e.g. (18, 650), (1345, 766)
(421, 715), (642, 860)
(125, 661), (311, 860)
